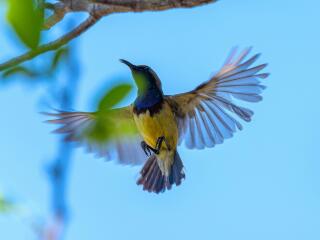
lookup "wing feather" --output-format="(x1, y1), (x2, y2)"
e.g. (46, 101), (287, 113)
(166, 47), (269, 149)
(44, 106), (146, 165)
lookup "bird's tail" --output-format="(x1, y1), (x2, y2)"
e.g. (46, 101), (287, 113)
(137, 151), (185, 193)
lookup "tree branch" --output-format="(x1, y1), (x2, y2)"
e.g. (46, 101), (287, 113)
(0, 0), (216, 72)
(0, 16), (100, 71)
(65, 0), (216, 13)
(110, 0), (215, 9)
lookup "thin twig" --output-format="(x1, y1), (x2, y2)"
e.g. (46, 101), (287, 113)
(44, 3), (69, 30)
(0, 15), (101, 71)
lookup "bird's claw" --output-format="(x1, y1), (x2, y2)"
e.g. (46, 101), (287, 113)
(140, 137), (167, 156)
(141, 141), (152, 156)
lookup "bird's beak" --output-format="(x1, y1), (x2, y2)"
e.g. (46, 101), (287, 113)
(120, 59), (136, 70)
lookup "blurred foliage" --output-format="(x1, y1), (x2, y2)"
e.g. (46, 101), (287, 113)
(2, 66), (38, 78)
(0, 2), (139, 237)
(1, 0), (137, 148)
(1, 47), (70, 84)
(98, 84), (132, 111)
(7, 0), (44, 49)
(86, 83), (134, 142)
(0, 194), (14, 213)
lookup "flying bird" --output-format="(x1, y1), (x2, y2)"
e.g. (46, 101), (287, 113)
(45, 48), (269, 194)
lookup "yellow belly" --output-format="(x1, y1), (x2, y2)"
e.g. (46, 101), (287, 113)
(133, 101), (178, 151)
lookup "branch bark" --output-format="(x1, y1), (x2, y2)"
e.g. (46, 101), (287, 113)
(43, 0), (216, 29)
(0, 0), (217, 72)
(64, 0), (216, 14)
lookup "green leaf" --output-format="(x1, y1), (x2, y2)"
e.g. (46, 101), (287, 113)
(84, 83), (133, 142)
(7, 0), (44, 49)
(98, 83), (132, 111)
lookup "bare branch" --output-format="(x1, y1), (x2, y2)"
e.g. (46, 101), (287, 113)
(94, 0), (216, 10)
(64, 0), (216, 14)
(0, 0), (217, 71)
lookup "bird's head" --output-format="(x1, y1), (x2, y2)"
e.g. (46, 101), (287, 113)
(120, 59), (162, 94)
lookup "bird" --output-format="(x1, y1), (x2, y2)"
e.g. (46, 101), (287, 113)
(45, 47), (269, 194)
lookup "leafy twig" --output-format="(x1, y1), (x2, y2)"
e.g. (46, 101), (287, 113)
(0, 15), (101, 71)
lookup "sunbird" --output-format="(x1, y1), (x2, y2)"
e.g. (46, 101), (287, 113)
(46, 48), (268, 193)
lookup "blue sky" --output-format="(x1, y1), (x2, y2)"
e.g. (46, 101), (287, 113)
(1, 0), (320, 239)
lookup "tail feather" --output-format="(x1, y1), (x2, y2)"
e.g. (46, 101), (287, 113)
(137, 151), (185, 193)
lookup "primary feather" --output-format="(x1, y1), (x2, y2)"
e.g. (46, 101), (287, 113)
(166, 47), (269, 149)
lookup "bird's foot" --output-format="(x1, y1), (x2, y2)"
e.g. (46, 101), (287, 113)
(141, 136), (169, 157)
(141, 141), (158, 156)
(141, 141), (151, 156)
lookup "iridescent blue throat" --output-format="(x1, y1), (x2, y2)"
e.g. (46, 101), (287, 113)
(133, 84), (163, 115)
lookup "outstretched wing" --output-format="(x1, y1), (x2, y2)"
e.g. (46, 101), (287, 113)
(166, 47), (269, 149)
(45, 106), (146, 165)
